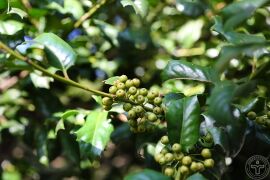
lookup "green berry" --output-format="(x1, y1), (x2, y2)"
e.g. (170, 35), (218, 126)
(135, 106), (144, 113)
(109, 86), (117, 94)
(165, 153), (174, 162)
(197, 162), (205, 171)
(128, 86), (137, 95)
(256, 116), (265, 124)
(154, 97), (162, 105)
(174, 152), (184, 161)
(159, 157), (166, 165)
(125, 80), (133, 88)
(161, 148), (169, 155)
(136, 95), (145, 104)
(172, 143), (181, 153)
(102, 97), (113, 106)
(130, 127), (137, 133)
(179, 165), (189, 174)
(138, 125), (146, 133)
(138, 117), (146, 124)
(204, 159), (214, 168)
(201, 148), (212, 158)
(128, 110), (136, 119)
(190, 162), (199, 172)
(123, 103), (132, 111)
(113, 80), (120, 86)
(205, 133), (213, 143)
(132, 78), (140, 87)
(147, 90), (158, 100)
(119, 75), (128, 82)
(116, 89), (126, 98)
(116, 82), (125, 89)
(267, 111), (270, 118)
(129, 95), (135, 101)
(161, 135), (169, 144)
(128, 119), (137, 127)
(148, 112), (157, 122)
(103, 105), (111, 111)
(247, 111), (256, 120)
(182, 156), (192, 165)
(153, 107), (162, 114)
(139, 88), (148, 96)
(164, 167), (174, 177)
(154, 153), (163, 162)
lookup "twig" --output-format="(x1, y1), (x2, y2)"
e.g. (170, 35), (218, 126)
(74, 0), (108, 28)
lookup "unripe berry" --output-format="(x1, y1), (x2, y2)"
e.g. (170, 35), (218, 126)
(136, 95), (145, 104)
(103, 105), (111, 111)
(179, 165), (189, 174)
(201, 148), (212, 158)
(138, 125), (146, 133)
(172, 143), (181, 153)
(135, 106), (144, 113)
(159, 157), (166, 165)
(154, 153), (163, 162)
(119, 75), (128, 82)
(113, 80), (120, 86)
(123, 103), (132, 111)
(182, 156), (192, 165)
(205, 133), (213, 143)
(164, 167), (174, 177)
(128, 86), (137, 95)
(130, 127), (137, 133)
(161, 148), (169, 154)
(109, 86), (117, 94)
(102, 97), (113, 106)
(132, 78), (140, 87)
(204, 159), (214, 168)
(117, 82), (125, 89)
(139, 88), (148, 96)
(174, 152), (184, 161)
(154, 97), (162, 105)
(153, 107), (162, 114)
(256, 117), (265, 124)
(267, 111), (270, 118)
(147, 91), (157, 100)
(116, 89), (125, 98)
(247, 111), (256, 120)
(165, 153), (174, 162)
(129, 95), (135, 101)
(128, 119), (137, 127)
(148, 112), (157, 122)
(190, 162), (199, 172)
(161, 135), (169, 144)
(138, 117), (146, 124)
(197, 162), (205, 171)
(125, 80), (133, 88)
(128, 110), (136, 119)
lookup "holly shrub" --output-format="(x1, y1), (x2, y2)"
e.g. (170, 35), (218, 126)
(0, 0), (270, 179)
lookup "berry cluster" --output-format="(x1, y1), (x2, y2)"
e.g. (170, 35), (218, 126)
(247, 111), (270, 129)
(102, 75), (164, 133)
(154, 135), (214, 178)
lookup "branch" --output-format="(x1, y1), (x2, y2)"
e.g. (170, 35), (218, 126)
(0, 41), (114, 98)
(74, 0), (108, 28)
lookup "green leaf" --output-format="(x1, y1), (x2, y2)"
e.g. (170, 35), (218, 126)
(61, 109), (79, 119)
(75, 110), (113, 157)
(212, 16), (266, 44)
(215, 42), (270, 73)
(186, 173), (207, 180)
(162, 60), (218, 83)
(8, 7), (28, 19)
(165, 95), (201, 152)
(177, 19), (204, 48)
(207, 82), (247, 157)
(124, 169), (170, 180)
(64, 0), (84, 19)
(34, 33), (77, 71)
(221, 0), (269, 30)
(103, 76), (119, 85)
(176, 0), (207, 17)
(0, 20), (24, 35)
(93, 19), (119, 47)
(121, 0), (149, 17)
(55, 119), (65, 134)
(92, 95), (102, 106)
(30, 71), (54, 89)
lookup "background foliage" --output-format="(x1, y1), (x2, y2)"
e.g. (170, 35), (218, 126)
(0, 0), (270, 179)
